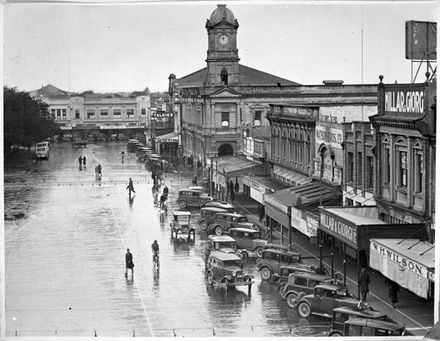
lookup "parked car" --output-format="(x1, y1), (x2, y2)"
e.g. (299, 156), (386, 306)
(206, 251), (254, 291)
(336, 318), (406, 337)
(177, 189), (213, 209)
(257, 248), (302, 281)
(170, 211), (195, 239)
(199, 207), (228, 230)
(207, 235), (237, 254)
(328, 306), (389, 336)
(278, 264), (329, 288)
(229, 227), (267, 258)
(296, 283), (363, 318)
(203, 201), (235, 213)
(280, 272), (335, 308)
(210, 212), (256, 236)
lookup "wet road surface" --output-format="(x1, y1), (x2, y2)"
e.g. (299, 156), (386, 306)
(5, 142), (330, 337)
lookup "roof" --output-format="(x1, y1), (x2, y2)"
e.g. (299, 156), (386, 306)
(29, 84), (70, 97)
(209, 251), (241, 261)
(176, 64), (300, 88)
(244, 176), (289, 193)
(208, 235), (236, 242)
(370, 238), (435, 270)
(208, 4), (237, 27)
(322, 206), (386, 226)
(216, 156), (262, 177)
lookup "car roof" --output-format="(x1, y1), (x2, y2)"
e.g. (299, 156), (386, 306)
(333, 307), (387, 319)
(288, 271), (332, 280)
(205, 201), (235, 208)
(215, 212), (245, 217)
(201, 207), (227, 212)
(189, 186), (204, 191)
(315, 283), (347, 291)
(229, 227), (259, 233)
(180, 189), (202, 193)
(209, 251), (242, 261)
(208, 235), (236, 242)
(263, 248), (301, 256)
(345, 318), (404, 330)
(173, 211), (192, 216)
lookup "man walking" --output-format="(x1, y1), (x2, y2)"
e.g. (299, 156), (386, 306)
(126, 178), (135, 197)
(78, 156), (83, 167)
(82, 156), (87, 166)
(359, 267), (370, 302)
(125, 248), (134, 278)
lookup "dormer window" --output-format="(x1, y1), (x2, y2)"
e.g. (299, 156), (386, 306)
(220, 69), (228, 85)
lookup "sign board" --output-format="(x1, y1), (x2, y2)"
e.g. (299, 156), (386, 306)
(384, 84), (425, 115)
(405, 21), (437, 60)
(265, 195), (288, 214)
(291, 207), (317, 238)
(250, 187), (264, 204)
(315, 126), (343, 149)
(319, 211), (357, 248)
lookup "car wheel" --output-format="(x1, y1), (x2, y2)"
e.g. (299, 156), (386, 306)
(329, 331), (343, 337)
(286, 292), (299, 308)
(207, 272), (214, 285)
(200, 221), (208, 230)
(297, 301), (311, 318)
(214, 226), (223, 236)
(255, 247), (263, 258)
(260, 267), (272, 280)
(178, 200), (187, 209)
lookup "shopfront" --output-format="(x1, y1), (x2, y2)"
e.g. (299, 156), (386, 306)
(370, 238), (435, 300)
(319, 206), (426, 296)
(264, 194), (291, 246)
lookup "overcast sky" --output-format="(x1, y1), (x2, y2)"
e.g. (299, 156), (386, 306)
(3, 1), (437, 93)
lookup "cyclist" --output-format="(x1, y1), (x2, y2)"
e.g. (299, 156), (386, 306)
(151, 240), (160, 267)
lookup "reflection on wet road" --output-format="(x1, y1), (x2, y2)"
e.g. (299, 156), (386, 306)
(5, 142), (330, 337)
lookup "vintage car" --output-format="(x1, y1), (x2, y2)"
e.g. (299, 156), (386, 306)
(229, 227), (267, 258)
(199, 207), (228, 230)
(177, 189), (213, 209)
(170, 211), (195, 239)
(203, 201), (235, 213)
(207, 235), (237, 254)
(280, 272), (335, 308)
(278, 264), (329, 288)
(328, 306), (389, 336)
(257, 248), (302, 281)
(206, 251), (253, 291)
(296, 283), (363, 318)
(336, 318), (406, 337)
(210, 212), (256, 236)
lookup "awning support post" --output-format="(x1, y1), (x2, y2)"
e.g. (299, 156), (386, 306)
(331, 236), (334, 277)
(343, 243), (347, 286)
(319, 230), (323, 272)
(357, 250), (360, 299)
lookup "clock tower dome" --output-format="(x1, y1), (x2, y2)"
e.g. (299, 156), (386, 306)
(206, 5), (240, 86)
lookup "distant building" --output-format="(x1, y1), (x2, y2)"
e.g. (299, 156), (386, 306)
(29, 84), (151, 142)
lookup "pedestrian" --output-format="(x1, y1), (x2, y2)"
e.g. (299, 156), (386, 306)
(234, 179), (239, 193)
(259, 204), (265, 223)
(230, 189), (235, 202)
(126, 178), (135, 196)
(359, 268), (370, 301)
(125, 248), (134, 278)
(82, 156), (87, 166)
(229, 180), (234, 194)
(121, 151), (125, 163)
(192, 175), (198, 186)
(78, 156), (83, 167)
(385, 278), (400, 307)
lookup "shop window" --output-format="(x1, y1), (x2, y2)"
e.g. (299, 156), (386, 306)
(221, 112), (229, 127)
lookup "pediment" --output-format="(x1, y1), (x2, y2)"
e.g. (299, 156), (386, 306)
(209, 87), (242, 98)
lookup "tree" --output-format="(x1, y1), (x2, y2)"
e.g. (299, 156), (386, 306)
(4, 86), (60, 150)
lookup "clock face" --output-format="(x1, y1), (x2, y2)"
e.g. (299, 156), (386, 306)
(218, 34), (230, 46)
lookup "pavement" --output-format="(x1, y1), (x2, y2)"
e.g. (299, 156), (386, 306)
(230, 192), (434, 336)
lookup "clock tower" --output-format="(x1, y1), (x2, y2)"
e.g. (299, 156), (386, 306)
(206, 5), (240, 86)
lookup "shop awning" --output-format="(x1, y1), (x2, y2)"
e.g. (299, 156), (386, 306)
(370, 238), (435, 299)
(156, 131), (178, 142)
(242, 175), (289, 194)
(215, 156), (264, 178)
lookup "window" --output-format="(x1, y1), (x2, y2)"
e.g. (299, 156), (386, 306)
(100, 109), (108, 116)
(347, 152), (354, 183)
(75, 109), (80, 119)
(221, 112), (229, 127)
(220, 69), (228, 85)
(383, 147), (391, 184)
(56, 109), (61, 118)
(294, 277), (308, 286)
(113, 109), (121, 116)
(398, 151), (407, 187)
(51, 109), (56, 118)
(253, 111), (262, 126)
(141, 108), (146, 115)
(366, 156), (374, 189)
(86, 110), (95, 119)
(62, 109), (67, 118)
(356, 152), (362, 186)
(126, 108), (135, 116)
(414, 146), (423, 193)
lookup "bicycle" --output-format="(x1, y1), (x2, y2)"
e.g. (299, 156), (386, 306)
(153, 252), (160, 270)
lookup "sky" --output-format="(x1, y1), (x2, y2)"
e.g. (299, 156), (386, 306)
(3, 1), (437, 93)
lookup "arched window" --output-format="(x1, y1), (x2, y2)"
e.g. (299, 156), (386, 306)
(220, 69), (228, 85)
(413, 140), (423, 193)
(395, 137), (408, 188)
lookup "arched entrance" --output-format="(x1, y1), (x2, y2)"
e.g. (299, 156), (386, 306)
(218, 143), (233, 156)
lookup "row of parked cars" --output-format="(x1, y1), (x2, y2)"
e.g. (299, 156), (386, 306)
(173, 187), (407, 337)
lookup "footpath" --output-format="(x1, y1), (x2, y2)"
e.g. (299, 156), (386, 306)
(232, 193), (434, 336)
(161, 169), (433, 336)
